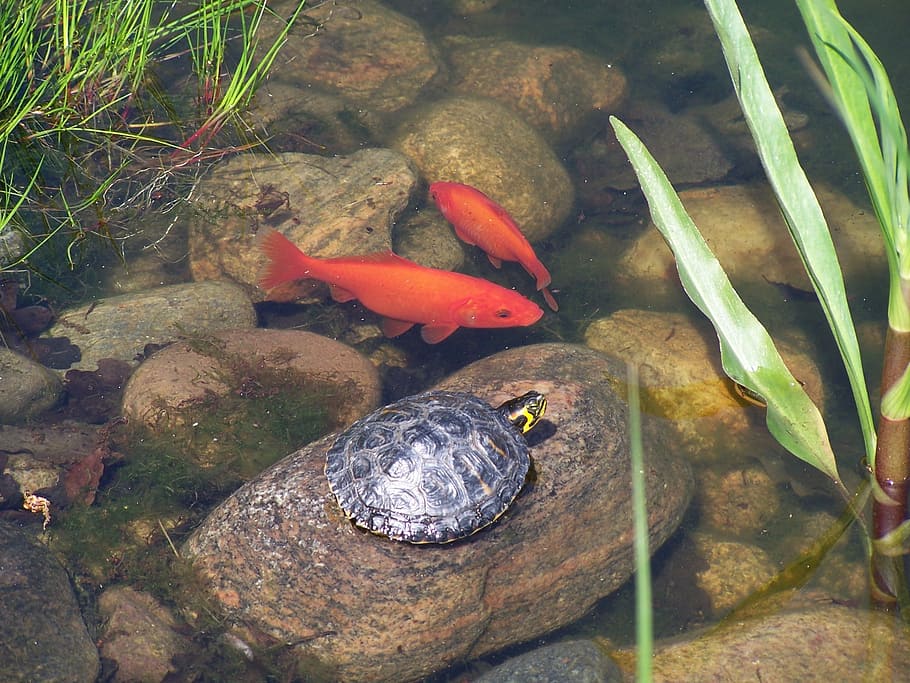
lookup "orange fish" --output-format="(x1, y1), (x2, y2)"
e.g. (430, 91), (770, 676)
(259, 230), (543, 344)
(429, 181), (559, 312)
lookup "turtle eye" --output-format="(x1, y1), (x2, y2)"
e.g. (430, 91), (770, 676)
(495, 308), (512, 319)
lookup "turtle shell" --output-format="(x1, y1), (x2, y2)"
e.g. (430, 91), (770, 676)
(325, 390), (531, 543)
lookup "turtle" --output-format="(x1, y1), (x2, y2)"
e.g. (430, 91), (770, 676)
(324, 389), (547, 544)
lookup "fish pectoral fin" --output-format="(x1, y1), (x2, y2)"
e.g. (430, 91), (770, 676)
(382, 318), (415, 338)
(420, 324), (458, 344)
(487, 254), (502, 269)
(541, 287), (559, 312)
(328, 284), (357, 303)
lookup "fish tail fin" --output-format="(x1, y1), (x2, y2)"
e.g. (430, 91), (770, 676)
(258, 229), (318, 289)
(522, 258), (558, 311)
(541, 287), (559, 312)
(523, 258), (552, 291)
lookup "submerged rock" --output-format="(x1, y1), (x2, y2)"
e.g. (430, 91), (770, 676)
(122, 328), (380, 433)
(261, 0), (440, 114)
(42, 281), (257, 373)
(392, 96), (574, 244)
(188, 148), (418, 290)
(97, 586), (191, 683)
(443, 36), (627, 143)
(475, 638), (621, 683)
(612, 600), (910, 681)
(0, 522), (99, 683)
(0, 348), (62, 423)
(183, 343), (692, 682)
(616, 182), (885, 302)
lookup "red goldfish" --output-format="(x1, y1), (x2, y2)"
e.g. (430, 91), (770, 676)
(429, 181), (559, 311)
(259, 230), (543, 344)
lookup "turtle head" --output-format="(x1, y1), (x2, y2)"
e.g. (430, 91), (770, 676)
(498, 391), (547, 434)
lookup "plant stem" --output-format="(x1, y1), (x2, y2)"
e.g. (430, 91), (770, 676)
(873, 324), (910, 602)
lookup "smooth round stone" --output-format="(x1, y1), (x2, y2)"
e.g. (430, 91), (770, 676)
(392, 96), (574, 244)
(122, 328), (381, 433)
(0, 348), (62, 423)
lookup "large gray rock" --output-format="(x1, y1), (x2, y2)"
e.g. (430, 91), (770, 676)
(188, 148), (418, 289)
(183, 343), (692, 682)
(42, 280), (256, 373)
(0, 522), (99, 683)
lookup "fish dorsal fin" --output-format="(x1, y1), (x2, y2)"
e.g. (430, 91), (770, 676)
(351, 250), (422, 267)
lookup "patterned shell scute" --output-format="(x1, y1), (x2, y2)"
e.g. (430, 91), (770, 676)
(325, 390), (531, 543)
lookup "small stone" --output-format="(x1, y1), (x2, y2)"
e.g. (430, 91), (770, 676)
(97, 586), (190, 683)
(690, 532), (777, 614)
(475, 639), (621, 683)
(0, 347), (62, 423)
(696, 466), (779, 534)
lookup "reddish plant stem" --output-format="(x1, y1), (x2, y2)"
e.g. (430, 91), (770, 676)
(872, 326), (910, 602)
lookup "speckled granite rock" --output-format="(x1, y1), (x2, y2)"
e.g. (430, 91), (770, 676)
(0, 521), (99, 683)
(0, 348), (62, 423)
(183, 343), (692, 682)
(42, 281), (256, 373)
(392, 96), (574, 244)
(188, 148), (418, 289)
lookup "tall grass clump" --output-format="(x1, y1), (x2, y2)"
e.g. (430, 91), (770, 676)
(613, 0), (910, 611)
(0, 0), (307, 292)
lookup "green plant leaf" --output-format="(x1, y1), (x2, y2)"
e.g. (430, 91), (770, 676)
(610, 116), (843, 488)
(704, 0), (876, 467)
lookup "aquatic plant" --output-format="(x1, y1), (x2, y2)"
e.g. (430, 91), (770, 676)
(613, 0), (910, 609)
(0, 0), (307, 292)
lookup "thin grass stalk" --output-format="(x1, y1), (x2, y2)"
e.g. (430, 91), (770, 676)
(628, 364), (653, 682)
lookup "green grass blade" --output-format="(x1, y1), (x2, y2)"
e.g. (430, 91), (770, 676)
(611, 116), (843, 488)
(704, 0), (876, 465)
(628, 364), (652, 682)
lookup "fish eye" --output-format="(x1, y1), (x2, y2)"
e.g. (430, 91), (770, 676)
(495, 308), (512, 319)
